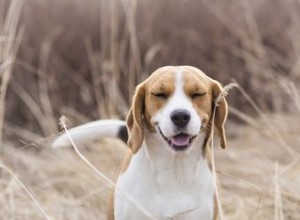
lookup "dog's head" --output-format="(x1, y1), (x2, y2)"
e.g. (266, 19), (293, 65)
(126, 66), (228, 153)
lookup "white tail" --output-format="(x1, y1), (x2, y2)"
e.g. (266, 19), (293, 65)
(52, 119), (127, 148)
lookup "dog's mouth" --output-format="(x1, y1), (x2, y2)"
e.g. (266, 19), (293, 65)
(158, 127), (196, 151)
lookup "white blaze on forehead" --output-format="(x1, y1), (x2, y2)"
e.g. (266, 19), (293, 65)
(175, 67), (184, 93)
(170, 67), (190, 109)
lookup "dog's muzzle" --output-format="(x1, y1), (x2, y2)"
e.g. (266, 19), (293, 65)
(158, 127), (196, 151)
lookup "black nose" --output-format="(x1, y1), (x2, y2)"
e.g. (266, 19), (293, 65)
(170, 110), (191, 127)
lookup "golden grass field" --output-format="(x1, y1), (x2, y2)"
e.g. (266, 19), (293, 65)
(1, 113), (299, 219)
(1, 0), (300, 219)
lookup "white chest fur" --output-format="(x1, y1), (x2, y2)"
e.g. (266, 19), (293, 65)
(114, 135), (215, 220)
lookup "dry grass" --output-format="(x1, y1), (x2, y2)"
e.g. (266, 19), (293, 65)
(1, 0), (300, 219)
(0, 0), (23, 150)
(2, 0), (300, 138)
(1, 114), (299, 219)
(0, 139), (125, 219)
(218, 114), (300, 220)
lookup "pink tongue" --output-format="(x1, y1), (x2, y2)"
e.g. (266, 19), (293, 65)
(170, 134), (190, 146)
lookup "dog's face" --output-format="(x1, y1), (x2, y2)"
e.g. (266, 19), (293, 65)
(127, 66), (228, 153)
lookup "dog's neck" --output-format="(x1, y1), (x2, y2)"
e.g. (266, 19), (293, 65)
(139, 130), (209, 187)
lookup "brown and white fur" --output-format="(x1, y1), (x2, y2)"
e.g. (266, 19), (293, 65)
(53, 66), (228, 220)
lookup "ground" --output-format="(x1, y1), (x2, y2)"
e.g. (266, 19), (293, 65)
(0, 113), (299, 220)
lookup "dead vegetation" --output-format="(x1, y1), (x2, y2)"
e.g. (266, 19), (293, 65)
(1, 114), (299, 220)
(0, 0), (300, 219)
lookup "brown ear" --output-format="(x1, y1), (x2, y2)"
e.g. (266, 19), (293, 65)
(126, 83), (145, 153)
(212, 82), (228, 149)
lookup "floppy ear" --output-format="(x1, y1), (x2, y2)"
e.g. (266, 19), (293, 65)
(126, 83), (146, 153)
(212, 82), (228, 149)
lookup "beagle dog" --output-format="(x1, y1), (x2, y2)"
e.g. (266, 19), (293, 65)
(53, 66), (228, 220)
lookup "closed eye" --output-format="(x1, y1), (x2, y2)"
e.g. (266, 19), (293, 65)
(191, 92), (206, 99)
(151, 92), (168, 99)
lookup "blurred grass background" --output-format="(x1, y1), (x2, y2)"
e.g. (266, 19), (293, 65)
(0, 0), (300, 219)
(2, 0), (300, 142)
